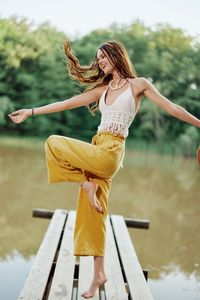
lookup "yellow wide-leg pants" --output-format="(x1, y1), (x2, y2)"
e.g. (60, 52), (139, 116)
(45, 131), (125, 256)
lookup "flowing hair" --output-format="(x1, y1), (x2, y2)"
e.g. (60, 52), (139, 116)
(64, 40), (137, 114)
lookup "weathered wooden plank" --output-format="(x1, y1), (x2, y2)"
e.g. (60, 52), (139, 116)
(17, 209), (67, 300)
(32, 208), (55, 219)
(32, 208), (150, 229)
(48, 210), (76, 300)
(77, 256), (99, 300)
(104, 217), (128, 300)
(99, 289), (106, 300)
(124, 217), (150, 229)
(111, 215), (154, 300)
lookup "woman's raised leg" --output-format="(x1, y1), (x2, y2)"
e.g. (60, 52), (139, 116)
(45, 134), (116, 184)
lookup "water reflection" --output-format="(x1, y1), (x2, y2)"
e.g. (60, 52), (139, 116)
(0, 251), (34, 300)
(112, 150), (200, 281)
(0, 139), (200, 300)
(149, 269), (200, 300)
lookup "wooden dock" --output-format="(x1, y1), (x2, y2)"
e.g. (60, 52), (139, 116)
(18, 209), (154, 300)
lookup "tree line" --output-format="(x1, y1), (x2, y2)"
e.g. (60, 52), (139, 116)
(0, 17), (199, 156)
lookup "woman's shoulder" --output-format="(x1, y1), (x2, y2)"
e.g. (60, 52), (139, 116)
(93, 84), (108, 98)
(130, 77), (149, 88)
(129, 77), (150, 95)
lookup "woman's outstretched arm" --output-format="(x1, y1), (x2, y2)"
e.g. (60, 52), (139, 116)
(8, 86), (105, 124)
(140, 78), (200, 128)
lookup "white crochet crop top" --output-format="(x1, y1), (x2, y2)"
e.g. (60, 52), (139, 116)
(97, 78), (136, 138)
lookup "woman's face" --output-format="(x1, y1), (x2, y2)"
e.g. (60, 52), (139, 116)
(96, 49), (115, 75)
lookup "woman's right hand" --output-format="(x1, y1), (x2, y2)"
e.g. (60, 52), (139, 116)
(8, 109), (32, 124)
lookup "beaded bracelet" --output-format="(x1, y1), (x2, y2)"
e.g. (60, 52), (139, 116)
(32, 107), (35, 117)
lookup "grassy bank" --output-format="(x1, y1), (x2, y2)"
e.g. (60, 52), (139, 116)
(126, 139), (184, 157)
(0, 135), (45, 150)
(0, 135), (197, 158)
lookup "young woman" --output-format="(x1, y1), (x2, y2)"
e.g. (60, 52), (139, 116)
(9, 40), (200, 298)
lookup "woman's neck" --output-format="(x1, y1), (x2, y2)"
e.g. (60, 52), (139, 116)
(112, 70), (124, 83)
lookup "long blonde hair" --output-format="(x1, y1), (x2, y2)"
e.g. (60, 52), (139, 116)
(64, 40), (137, 114)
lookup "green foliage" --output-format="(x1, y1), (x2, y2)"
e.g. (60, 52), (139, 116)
(0, 96), (14, 125)
(0, 17), (199, 155)
(179, 126), (199, 157)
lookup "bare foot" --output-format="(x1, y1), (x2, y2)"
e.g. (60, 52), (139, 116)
(80, 181), (103, 213)
(81, 275), (108, 298)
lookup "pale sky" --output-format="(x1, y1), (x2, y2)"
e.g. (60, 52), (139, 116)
(1, 0), (200, 38)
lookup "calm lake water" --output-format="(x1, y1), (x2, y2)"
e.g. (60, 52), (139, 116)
(0, 137), (200, 300)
